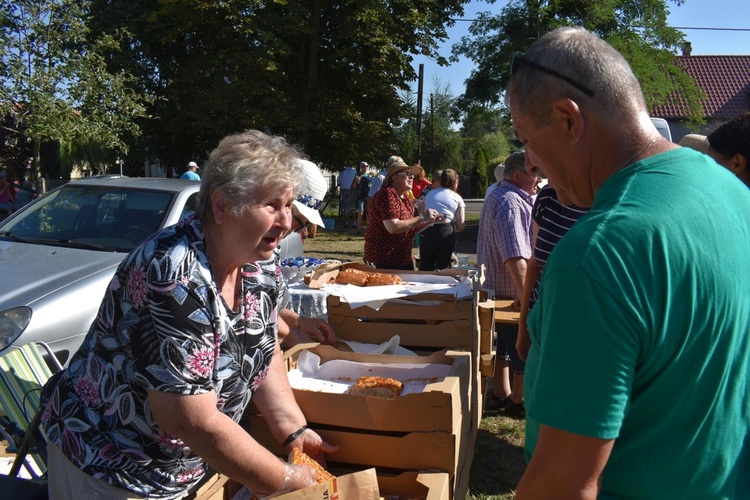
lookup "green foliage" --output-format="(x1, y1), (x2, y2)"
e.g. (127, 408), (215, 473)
(394, 77), (511, 197)
(86, 0), (471, 173)
(0, 0), (151, 186)
(453, 0), (705, 127)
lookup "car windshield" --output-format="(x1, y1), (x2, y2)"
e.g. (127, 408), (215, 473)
(0, 184), (177, 252)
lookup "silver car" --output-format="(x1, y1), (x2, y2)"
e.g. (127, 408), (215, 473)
(0, 176), (201, 366)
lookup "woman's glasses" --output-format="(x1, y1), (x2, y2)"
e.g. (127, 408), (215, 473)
(510, 52), (594, 97)
(396, 170), (415, 178)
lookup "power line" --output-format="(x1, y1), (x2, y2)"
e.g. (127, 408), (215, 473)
(449, 18), (750, 32)
(673, 26), (750, 32)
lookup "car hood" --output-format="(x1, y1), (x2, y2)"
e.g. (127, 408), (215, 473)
(0, 240), (125, 309)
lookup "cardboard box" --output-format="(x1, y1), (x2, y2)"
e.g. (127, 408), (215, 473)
(307, 262), (482, 302)
(326, 295), (494, 436)
(285, 345), (469, 433)
(249, 413), (462, 475)
(326, 296), (494, 353)
(378, 471), (451, 500)
(274, 468), (380, 500)
(187, 473), (231, 500)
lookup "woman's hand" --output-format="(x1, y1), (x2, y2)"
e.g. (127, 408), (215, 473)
(298, 316), (336, 345)
(421, 208), (440, 222)
(285, 428), (340, 467)
(276, 462), (317, 494)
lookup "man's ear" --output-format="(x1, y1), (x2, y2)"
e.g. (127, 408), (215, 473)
(551, 98), (585, 144)
(730, 153), (747, 176)
(211, 190), (228, 224)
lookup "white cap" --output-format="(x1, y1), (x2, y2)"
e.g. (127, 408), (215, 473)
(293, 159), (328, 228)
(188, 161), (198, 168)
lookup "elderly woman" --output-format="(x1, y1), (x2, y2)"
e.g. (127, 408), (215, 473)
(419, 169), (466, 271)
(364, 160), (439, 269)
(41, 130), (336, 498)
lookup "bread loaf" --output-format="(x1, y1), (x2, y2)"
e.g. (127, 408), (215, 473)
(335, 268), (403, 287)
(290, 448), (335, 483)
(335, 268), (370, 286)
(347, 376), (404, 398)
(366, 272), (402, 286)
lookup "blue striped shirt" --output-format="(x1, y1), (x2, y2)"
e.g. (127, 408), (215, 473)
(530, 185), (588, 306)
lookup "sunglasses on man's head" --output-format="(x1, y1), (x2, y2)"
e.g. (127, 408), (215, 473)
(510, 52), (594, 97)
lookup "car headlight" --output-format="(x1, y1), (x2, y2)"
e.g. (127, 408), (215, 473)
(0, 307), (32, 351)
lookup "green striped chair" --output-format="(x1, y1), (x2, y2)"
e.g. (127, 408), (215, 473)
(0, 342), (62, 479)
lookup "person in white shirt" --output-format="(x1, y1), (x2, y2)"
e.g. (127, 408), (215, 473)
(418, 169), (466, 271)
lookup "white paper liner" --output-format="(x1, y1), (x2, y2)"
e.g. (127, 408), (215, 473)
(339, 335), (417, 356)
(320, 274), (473, 310)
(288, 350), (451, 396)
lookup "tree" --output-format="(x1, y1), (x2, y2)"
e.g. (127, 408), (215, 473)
(453, 0), (705, 128)
(86, 0), (470, 172)
(394, 77), (511, 196)
(0, 0), (150, 190)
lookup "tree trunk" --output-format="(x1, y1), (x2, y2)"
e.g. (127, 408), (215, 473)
(299, 0), (321, 151)
(32, 137), (46, 194)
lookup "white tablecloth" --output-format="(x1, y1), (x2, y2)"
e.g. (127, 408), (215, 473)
(287, 282), (330, 319)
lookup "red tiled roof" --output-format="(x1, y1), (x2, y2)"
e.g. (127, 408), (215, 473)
(651, 55), (750, 119)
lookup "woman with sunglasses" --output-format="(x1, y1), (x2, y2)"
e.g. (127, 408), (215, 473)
(364, 160), (440, 269)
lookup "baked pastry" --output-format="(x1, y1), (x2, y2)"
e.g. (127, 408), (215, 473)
(347, 376), (404, 398)
(366, 272), (402, 286)
(290, 448), (335, 483)
(335, 268), (370, 286)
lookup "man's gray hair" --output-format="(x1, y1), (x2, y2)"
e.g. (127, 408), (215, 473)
(502, 151), (526, 179)
(506, 27), (647, 121)
(195, 129), (305, 224)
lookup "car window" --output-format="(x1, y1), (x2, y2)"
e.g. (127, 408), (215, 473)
(1, 185), (176, 251)
(179, 192), (199, 222)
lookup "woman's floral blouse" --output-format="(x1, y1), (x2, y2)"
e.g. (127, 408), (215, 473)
(42, 215), (284, 497)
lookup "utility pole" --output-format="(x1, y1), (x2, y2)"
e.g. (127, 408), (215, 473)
(416, 64), (424, 164)
(430, 93), (435, 170)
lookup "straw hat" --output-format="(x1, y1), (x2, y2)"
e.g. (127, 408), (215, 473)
(678, 134), (709, 154)
(293, 159), (328, 228)
(383, 160), (419, 186)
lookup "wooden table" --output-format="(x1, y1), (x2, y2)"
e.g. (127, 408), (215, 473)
(494, 298), (520, 325)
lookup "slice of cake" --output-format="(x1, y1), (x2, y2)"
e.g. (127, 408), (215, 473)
(347, 376), (404, 398)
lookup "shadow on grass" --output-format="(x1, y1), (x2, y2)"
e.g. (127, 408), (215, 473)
(467, 414), (526, 499)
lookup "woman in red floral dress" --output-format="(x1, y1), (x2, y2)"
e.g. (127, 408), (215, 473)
(364, 160), (440, 269)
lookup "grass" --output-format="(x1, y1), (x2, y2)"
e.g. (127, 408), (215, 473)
(466, 413), (526, 499)
(302, 221), (527, 499)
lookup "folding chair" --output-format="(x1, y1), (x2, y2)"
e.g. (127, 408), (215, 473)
(0, 342), (62, 479)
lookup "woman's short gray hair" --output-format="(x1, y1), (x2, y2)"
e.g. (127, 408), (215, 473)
(195, 130), (305, 223)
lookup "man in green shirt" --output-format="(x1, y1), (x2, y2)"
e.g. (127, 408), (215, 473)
(507, 27), (750, 499)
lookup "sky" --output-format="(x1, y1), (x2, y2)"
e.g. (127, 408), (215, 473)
(412, 0), (750, 101)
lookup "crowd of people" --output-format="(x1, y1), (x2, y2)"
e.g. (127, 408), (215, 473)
(16, 23), (747, 500)
(331, 155), (464, 272)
